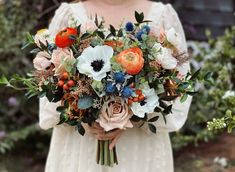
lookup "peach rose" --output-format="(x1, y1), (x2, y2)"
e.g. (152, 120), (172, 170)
(51, 48), (75, 75)
(149, 25), (166, 43)
(33, 51), (51, 70)
(97, 97), (133, 132)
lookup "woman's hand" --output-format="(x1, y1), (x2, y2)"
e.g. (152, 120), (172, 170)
(84, 122), (124, 150)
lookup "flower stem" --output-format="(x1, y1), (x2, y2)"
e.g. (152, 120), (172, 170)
(96, 140), (118, 167)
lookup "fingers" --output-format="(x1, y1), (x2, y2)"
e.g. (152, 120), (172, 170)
(96, 129), (123, 141)
(92, 122), (103, 130)
(109, 131), (123, 150)
(83, 122), (105, 136)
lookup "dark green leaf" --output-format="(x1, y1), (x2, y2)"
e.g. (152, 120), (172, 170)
(57, 113), (68, 125)
(117, 29), (123, 37)
(135, 11), (144, 23)
(69, 35), (77, 41)
(105, 33), (113, 39)
(148, 116), (159, 122)
(77, 123), (85, 136)
(81, 33), (90, 40)
(190, 68), (201, 80)
(154, 106), (162, 112)
(76, 24), (81, 36)
(109, 25), (116, 36)
(186, 91), (198, 96)
(96, 31), (105, 39)
(56, 106), (65, 113)
(148, 123), (156, 134)
(163, 105), (173, 114)
(95, 14), (99, 27)
(131, 115), (141, 122)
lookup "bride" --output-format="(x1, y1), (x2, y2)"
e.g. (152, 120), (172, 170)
(39, 0), (192, 171)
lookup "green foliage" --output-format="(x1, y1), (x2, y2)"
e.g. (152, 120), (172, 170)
(172, 26), (235, 150)
(0, 0), (43, 155)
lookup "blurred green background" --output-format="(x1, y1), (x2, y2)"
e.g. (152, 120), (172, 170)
(0, 0), (234, 171)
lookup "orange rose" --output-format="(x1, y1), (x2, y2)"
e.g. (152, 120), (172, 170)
(116, 47), (144, 75)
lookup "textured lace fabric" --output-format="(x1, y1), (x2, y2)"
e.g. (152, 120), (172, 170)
(39, 2), (192, 172)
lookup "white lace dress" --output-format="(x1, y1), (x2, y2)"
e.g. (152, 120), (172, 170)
(39, 2), (192, 172)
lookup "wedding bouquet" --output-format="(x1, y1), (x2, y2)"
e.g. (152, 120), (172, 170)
(1, 12), (204, 167)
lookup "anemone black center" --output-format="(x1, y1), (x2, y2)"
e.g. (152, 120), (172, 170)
(91, 60), (104, 72)
(140, 100), (147, 106)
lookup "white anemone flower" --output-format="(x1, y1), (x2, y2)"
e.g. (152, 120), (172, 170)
(77, 45), (114, 81)
(130, 84), (159, 118)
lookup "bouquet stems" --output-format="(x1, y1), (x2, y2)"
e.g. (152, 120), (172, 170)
(96, 140), (118, 167)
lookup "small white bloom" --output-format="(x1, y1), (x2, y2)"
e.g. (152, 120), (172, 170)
(34, 29), (52, 47)
(131, 84), (159, 118)
(152, 42), (162, 52)
(77, 45), (113, 81)
(166, 28), (182, 49)
(154, 47), (178, 69)
(213, 157), (228, 167)
(222, 90), (235, 99)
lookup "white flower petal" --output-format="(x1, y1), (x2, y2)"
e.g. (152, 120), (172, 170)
(77, 45), (113, 81)
(166, 27), (182, 49)
(131, 84), (159, 118)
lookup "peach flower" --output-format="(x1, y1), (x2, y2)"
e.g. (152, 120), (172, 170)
(51, 48), (75, 75)
(81, 20), (98, 33)
(33, 51), (51, 70)
(97, 97), (133, 132)
(149, 25), (166, 43)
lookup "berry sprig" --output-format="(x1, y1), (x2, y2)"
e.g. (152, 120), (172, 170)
(57, 72), (75, 91)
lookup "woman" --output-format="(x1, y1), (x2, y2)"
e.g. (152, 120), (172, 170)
(39, 0), (192, 171)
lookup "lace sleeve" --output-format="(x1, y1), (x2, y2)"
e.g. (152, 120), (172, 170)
(39, 3), (72, 130)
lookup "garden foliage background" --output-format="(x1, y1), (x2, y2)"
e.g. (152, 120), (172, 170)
(0, 0), (234, 168)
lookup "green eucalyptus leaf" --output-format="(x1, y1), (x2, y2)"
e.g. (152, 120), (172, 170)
(180, 93), (188, 103)
(78, 95), (94, 109)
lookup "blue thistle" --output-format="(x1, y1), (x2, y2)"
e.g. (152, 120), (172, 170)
(125, 22), (134, 32)
(122, 86), (133, 98)
(114, 72), (125, 83)
(141, 25), (150, 34)
(105, 83), (117, 94)
(136, 30), (144, 41)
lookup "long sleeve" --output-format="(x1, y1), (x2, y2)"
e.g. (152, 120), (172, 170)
(39, 3), (72, 130)
(156, 4), (192, 132)
(140, 4), (192, 133)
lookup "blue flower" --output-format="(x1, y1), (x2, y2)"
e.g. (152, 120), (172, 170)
(141, 25), (150, 34)
(136, 31), (144, 41)
(122, 86), (133, 98)
(114, 72), (125, 83)
(105, 83), (117, 94)
(125, 22), (134, 32)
